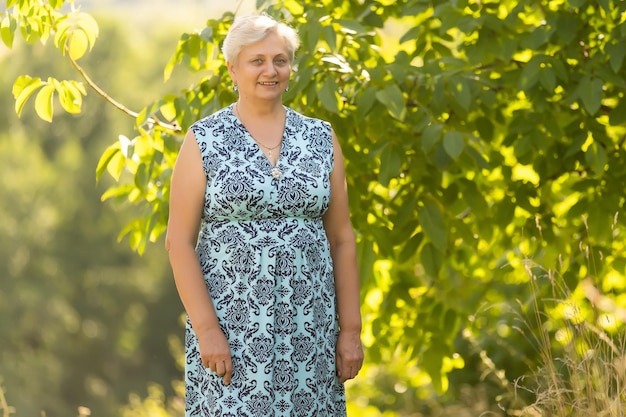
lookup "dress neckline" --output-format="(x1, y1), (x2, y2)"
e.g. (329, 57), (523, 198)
(231, 104), (288, 169)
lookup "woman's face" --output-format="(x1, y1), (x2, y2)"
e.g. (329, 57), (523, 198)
(229, 31), (292, 101)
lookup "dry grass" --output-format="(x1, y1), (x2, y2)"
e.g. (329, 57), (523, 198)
(514, 268), (626, 417)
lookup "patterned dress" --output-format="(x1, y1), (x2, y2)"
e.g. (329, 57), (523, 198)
(184, 104), (346, 416)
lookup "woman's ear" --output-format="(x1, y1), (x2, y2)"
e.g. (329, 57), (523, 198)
(227, 61), (237, 84)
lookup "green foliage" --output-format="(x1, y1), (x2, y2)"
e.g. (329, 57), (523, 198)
(4, 0), (626, 414)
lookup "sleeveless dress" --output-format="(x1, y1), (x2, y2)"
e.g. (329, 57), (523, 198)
(184, 104), (346, 416)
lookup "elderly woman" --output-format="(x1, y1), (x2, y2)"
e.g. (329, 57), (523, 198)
(165, 14), (363, 416)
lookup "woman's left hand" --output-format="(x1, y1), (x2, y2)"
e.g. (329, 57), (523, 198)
(336, 330), (364, 383)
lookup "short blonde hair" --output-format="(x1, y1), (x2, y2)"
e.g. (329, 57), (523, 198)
(222, 14), (300, 64)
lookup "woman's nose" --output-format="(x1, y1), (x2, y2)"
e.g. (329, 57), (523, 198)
(264, 63), (278, 76)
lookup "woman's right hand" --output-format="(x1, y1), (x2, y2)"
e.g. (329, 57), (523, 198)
(197, 327), (233, 385)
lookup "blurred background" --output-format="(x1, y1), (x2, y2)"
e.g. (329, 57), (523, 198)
(0, 2), (251, 416)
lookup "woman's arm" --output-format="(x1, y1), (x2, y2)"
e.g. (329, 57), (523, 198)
(323, 129), (364, 383)
(165, 129), (232, 385)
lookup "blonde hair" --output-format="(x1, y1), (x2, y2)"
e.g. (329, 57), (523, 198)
(222, 14), (300, 64)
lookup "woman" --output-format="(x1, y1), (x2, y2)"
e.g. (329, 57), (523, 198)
(165, 14), (363, 416)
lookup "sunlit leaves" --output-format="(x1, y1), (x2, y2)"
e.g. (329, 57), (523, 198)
(1, 2), (97, 52)
(4, 4), (95, 119)
(53, 12), (99, 60)
(12, 75), (86, 122)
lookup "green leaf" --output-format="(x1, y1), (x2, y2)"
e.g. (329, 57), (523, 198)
(555, 15), (579, 44)
(12, 75), (45, 117)
(422, 123), (443, 152)
(585, 142), (607, 176)
(521, 25), (553, 50)
(460, 179), (488, 214)
(305, 19), (321, 52)
(379, 144), (402, 186)
(96, 143), (122, 182)
(578, 76), (603, 115)
(67, 29), (89, 60)
(443, 131), (464, 160)
(434, 142), (452, 169)
(419, 202), (447, 252)
(54, 12), (99, 59)
(199, 26), (213, 42)
(420, 242), (443, 279)
(164, 52), (177, 82)
(399, 233), (423, 263)
(106, 151), (126, 182)
(100, 184), (133, 202)
(322, 25), (337, 51)
(450, 77), (471, 112)
(375, 84), (405, 121)
(318, 76), (340, 114)
(609, 98), (626, 125)
(443, 309), (459, 331)
(519, 56), (542, 90)
(597, 0), (611, 12)
(400, 26), (421, 44)
(34, 83), (55, 122)
(606, 42), (626, 73)
(336, 19), (369, 36)
(422, 345), (447, 394)
(539, 67), (556, 92)
(159, 97), (178, 122)
(135, 163), (150, 192)
(174, 97), (194, 130)
(355, 85), (377, 120)
(56, 81), (83, 114)
(1, 14), (16, 48)
(475, 117), (494, 142)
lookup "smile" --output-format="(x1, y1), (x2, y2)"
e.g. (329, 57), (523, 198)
(258, 81), (278, 86)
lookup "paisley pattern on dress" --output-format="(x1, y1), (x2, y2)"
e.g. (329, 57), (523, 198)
(184, 104), (346, 416)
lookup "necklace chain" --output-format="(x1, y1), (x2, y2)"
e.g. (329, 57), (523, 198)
(235, 103), (283, 151)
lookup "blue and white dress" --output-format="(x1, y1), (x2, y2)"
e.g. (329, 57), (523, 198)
(184, 104), (346, 416)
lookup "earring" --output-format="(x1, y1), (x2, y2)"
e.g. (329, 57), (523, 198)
(233, 83), (238, 93)
(285, 85), (289, 92)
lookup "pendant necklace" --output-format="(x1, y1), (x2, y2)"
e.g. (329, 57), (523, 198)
(235, 103), (283, 179)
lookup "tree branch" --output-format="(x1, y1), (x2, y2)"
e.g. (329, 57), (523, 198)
(66, 47), (181, 133)
(0, 387), (14, 417)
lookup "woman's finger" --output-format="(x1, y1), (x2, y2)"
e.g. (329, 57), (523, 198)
(215, 360), (226, 377)
(223, 359), (233, 385)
